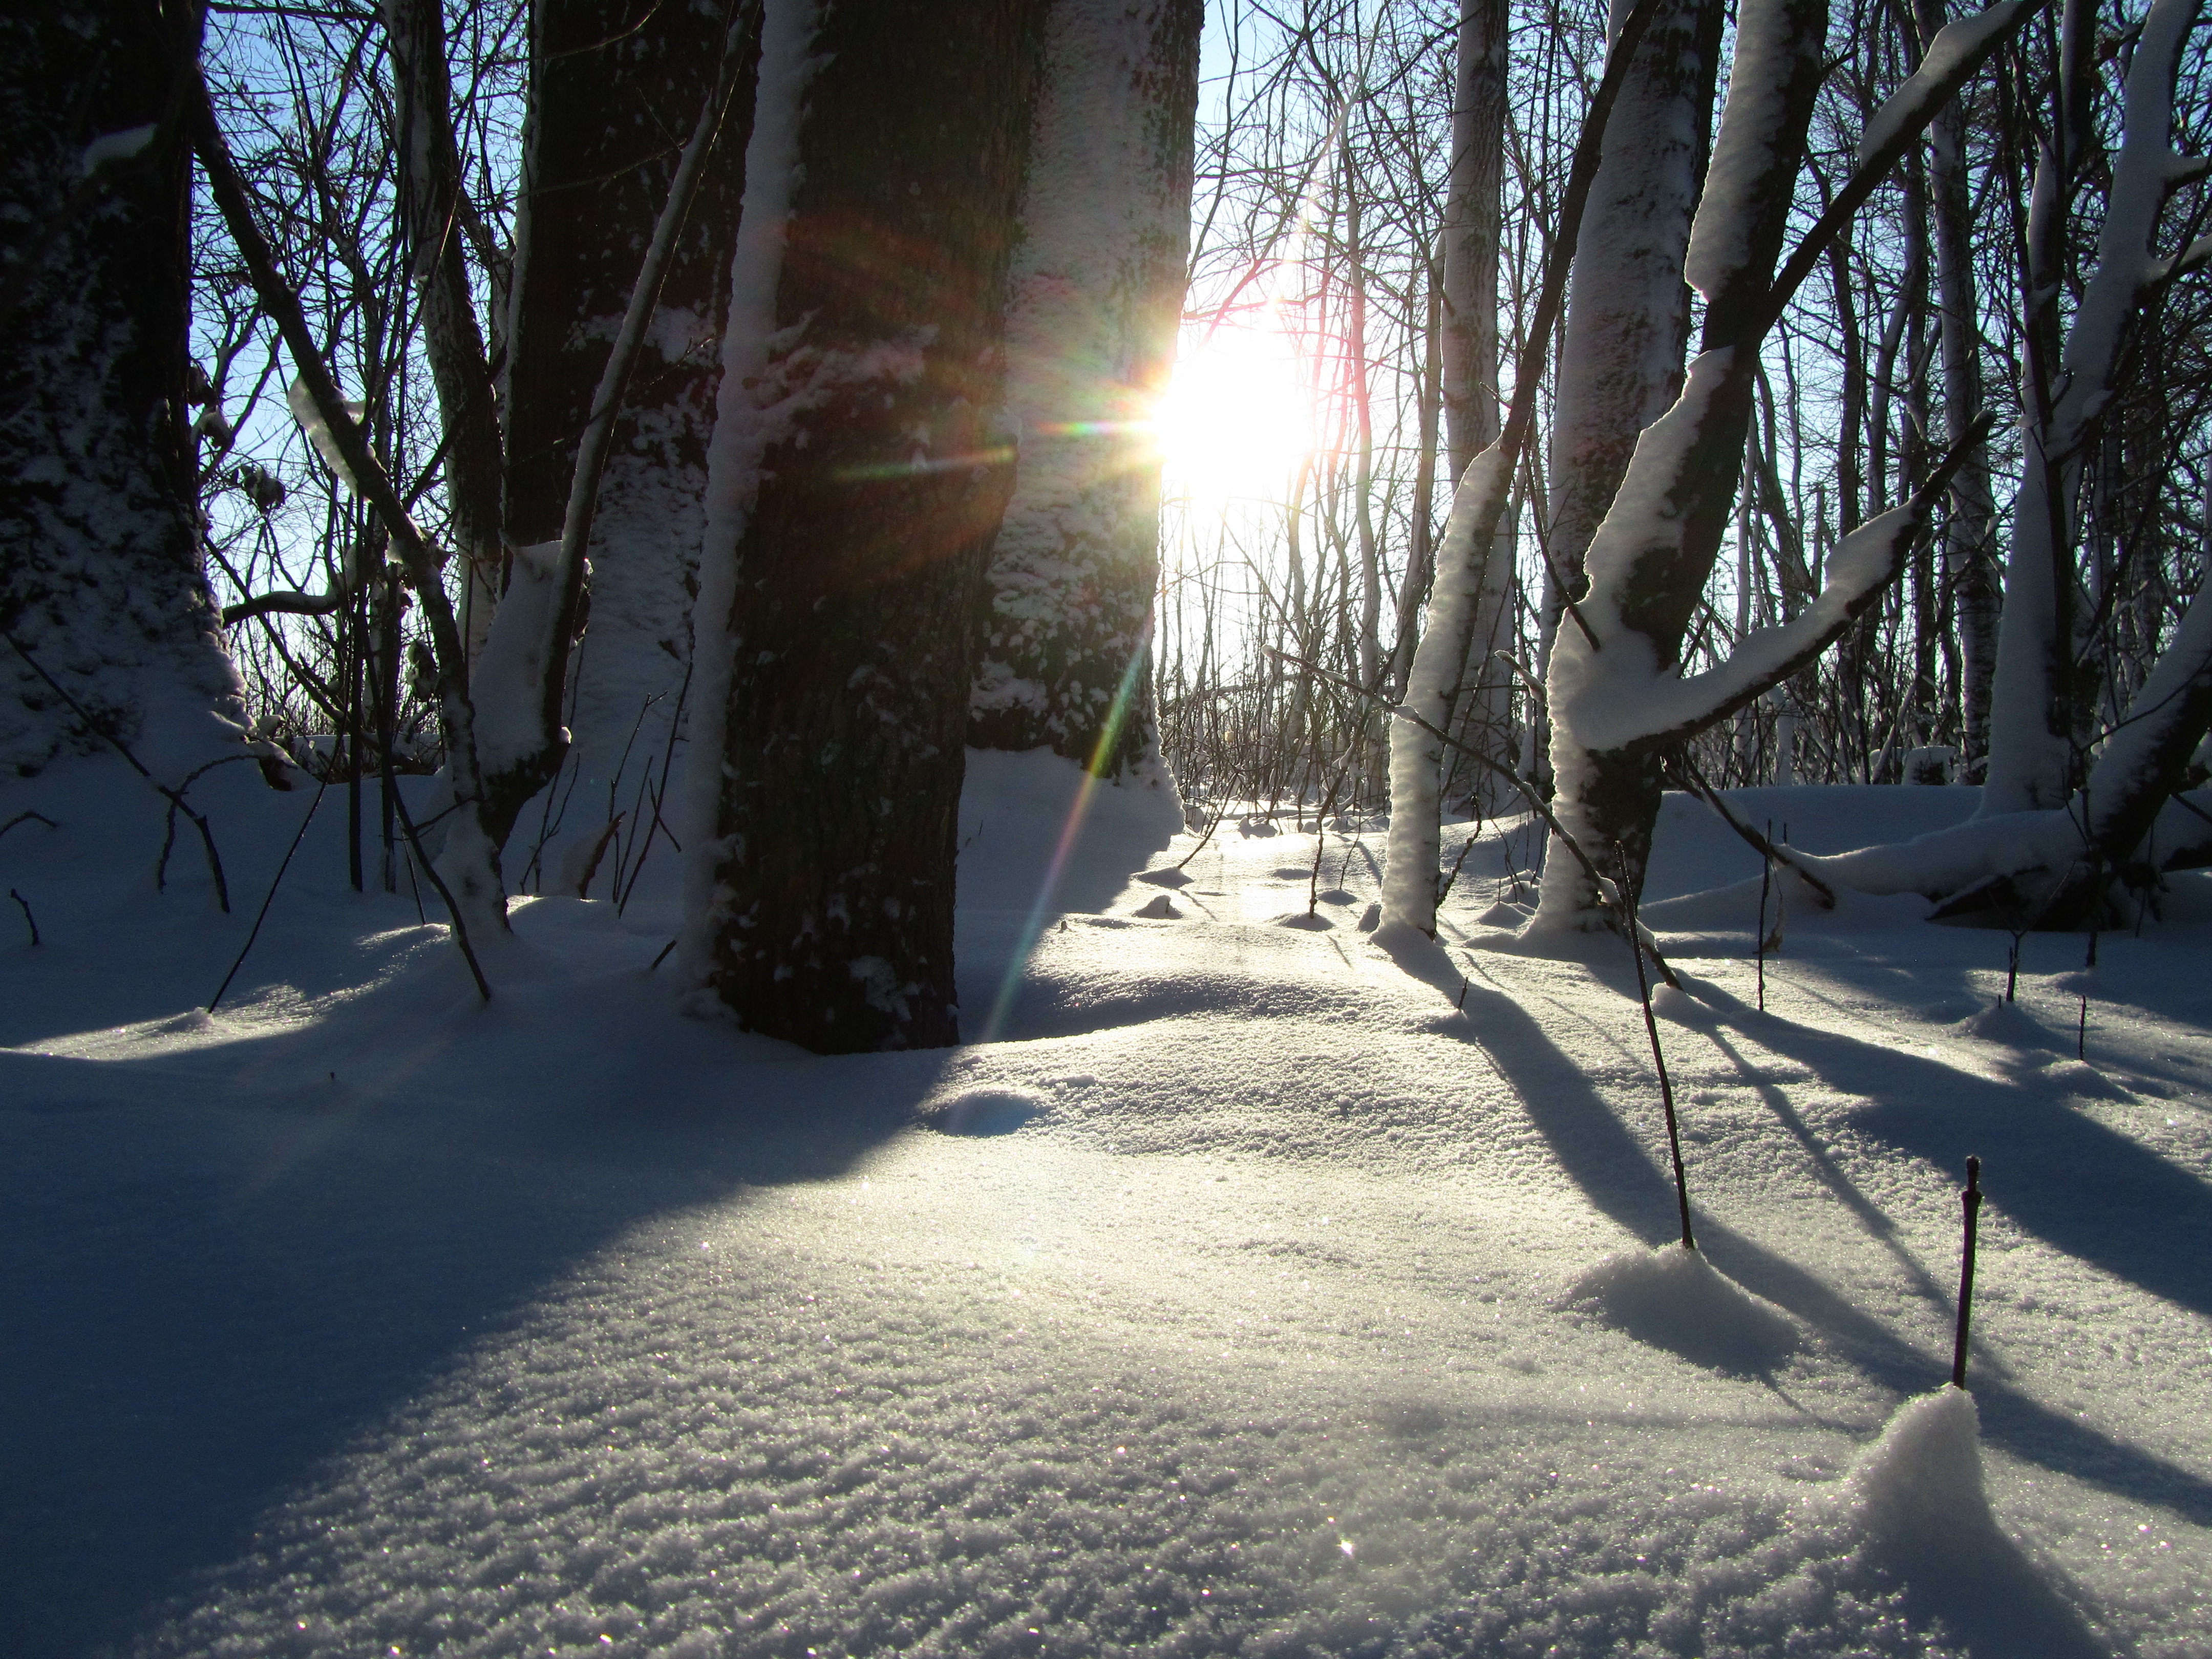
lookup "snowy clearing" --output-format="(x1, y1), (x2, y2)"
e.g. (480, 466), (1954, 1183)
(3, 756), (2208, 1657)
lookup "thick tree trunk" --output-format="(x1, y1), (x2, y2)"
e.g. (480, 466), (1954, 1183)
(686, 0), (1044, 1052)
(502, 0), (757, 888)
(1541, 0), (1722, 595)
(0, 0), (250, 781)
(1525, 0), (1726, 912)
(968, 0), (1200, 782)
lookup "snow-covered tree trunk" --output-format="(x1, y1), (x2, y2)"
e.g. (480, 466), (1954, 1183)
(1981, 0), (2207, 815)
(684, 0), (1045, 1053)
(1540, 0), (1722, 624)
(1528, 0), (2034, 928)
(0, 1), (251, 780)
(499, 0), (758, 892)
(384, 0), (505, 673)
(968, 0), (1200, 784)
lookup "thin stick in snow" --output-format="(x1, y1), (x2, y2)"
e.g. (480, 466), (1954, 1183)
(8, 888), (35, 946)
(209, 784), (326, 1013)
(1620, 844), (1695, 1251)
(1952, 1155), (1984, 1388)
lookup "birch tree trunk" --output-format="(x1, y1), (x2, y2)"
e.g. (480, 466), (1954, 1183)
(1982, 0), (2205, 815)
(1918, 0), (2001, 777)
(685, 0), (1045, 1053)
(1438, 0), (1517, 810)
(1, 0), (251, 780)
(969, 0), (1201, 785)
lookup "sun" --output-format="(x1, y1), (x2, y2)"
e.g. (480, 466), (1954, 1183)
(1153, 317), (1313, 507)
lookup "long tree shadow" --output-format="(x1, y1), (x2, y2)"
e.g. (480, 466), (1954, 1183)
(1443, 963), (2212, 1532)
(0, 997), (945, 1658)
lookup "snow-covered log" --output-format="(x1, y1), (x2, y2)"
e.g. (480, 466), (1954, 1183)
(683, 0), (1046, 1052)
(969, 0), (1200, 789)
(1, 3), (252, 780)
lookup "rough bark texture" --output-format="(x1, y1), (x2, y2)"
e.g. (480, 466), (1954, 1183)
(695, 0), (1044, 1052)
(0, 0), (249, 779)
(503, 0), (756, 881)
(968, 0), (1200, 780)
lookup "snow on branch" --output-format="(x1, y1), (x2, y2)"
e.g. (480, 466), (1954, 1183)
(1858, 0), (2040, 163)
(2048, 0), (2207, 453)
(1564, 401), (1991, 755)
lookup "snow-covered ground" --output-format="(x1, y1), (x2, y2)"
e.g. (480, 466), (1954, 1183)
(3, 755), (2207, 1658)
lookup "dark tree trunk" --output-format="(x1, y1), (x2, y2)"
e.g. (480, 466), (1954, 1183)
(500, 0), (757, 882)
(690, 0), (1045, 1052)
(969, 0), (1201, 779)
(0, 0), (248, 778)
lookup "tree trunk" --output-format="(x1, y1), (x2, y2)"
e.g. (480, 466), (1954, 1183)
(502, 0), (757, 889)
(384, 0), (504, 673)
(1438, 0), (1517, 811)
(1541, 0), (1722, 596)
(969, 0), (1201, 783)
(1919, 0), (2000, 777)
(685, 0), (1044, 1052)
(1, 0), (251, 780)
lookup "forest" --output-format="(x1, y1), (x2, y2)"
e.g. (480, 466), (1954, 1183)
(2, 0), (2209, 1655)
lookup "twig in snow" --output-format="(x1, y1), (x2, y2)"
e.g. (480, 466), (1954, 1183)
(1, 810), (58, 842)
(1951, 1156), (1983, 1389)
(208, 784), (325, 1013)
(3, 629), (231, 911)
(1756, 818), (1772, 1011)
(382, 767), (492, 1003)
(1620, 845), (1695, 1251)
(9, 887), (36, 946)
(1670, 754), (1836, 907)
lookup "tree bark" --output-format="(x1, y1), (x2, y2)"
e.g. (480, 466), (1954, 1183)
(1438, 0), (1517, 809)
(968, 0), (1201, 782)
(502, 0), (757, 888)
(687, 0), (1045, 1052)
(1919, 0), (2000, 776)
(1, 0), (250, 780)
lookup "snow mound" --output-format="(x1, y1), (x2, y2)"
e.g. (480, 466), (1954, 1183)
(1848, 1386), (2110, 1656)
(1649, 983), (1711, 1025)
(1850, 1385), (1995, 1550)
(1474, 899), (1528, 928)
(1132, 892), (1180, 919)
(922, 1089), (1048, 1137)
(1955, 997), (2056, 1050)
(1566, 1244), (1801, 1374)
